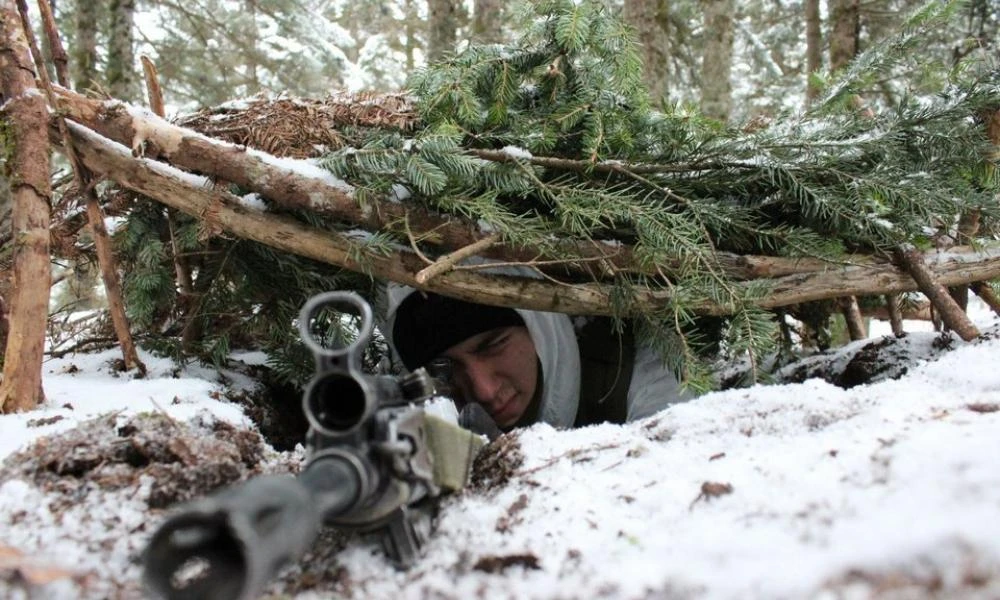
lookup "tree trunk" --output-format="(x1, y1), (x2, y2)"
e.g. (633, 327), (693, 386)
(107, 0), (137, 101)
(246, 0), (260, 93)
(804, 0), (822, 104)
(427, 0), (459, 62)
(699, 0), (734, 122)
(72, 0), (99, 91)
(405, 0), (418, 71)
(624, 0), (671, 105)
(0, 0), (52, 411)
(829, 0), (859, 72)
(471, 0), (503, 44)
(0, 173), (11, 351)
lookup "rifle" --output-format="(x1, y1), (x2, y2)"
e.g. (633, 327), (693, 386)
(143, 291), (487, 600)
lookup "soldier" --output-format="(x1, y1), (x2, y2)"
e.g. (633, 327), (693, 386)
(386, 285), (691, 431)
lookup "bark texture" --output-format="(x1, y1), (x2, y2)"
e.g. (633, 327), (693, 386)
(895, 245), (979, 341)
(804, 0), (822, 103)
(0, 0), (52, 411)
(883, 294), (905, 336)
(699, 0), (734, 122)
(623, 0), (671, 104)
(838, 296), (866, 341)
(72, 0), (98, 91)
(829, 0), (859, 72)
(427, 0), (459, 62)
(471, 0), (503, 44)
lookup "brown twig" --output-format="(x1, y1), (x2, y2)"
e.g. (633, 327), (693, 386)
(415, 233), (500, 284)
(33, 0), (66, 85)
(141, 55), (194, 297)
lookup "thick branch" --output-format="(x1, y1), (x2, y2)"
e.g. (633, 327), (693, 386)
(62, 121), (1000, 318)
(416, 234), (499, 284)
(885, 294), (905, 335)
(894, 245), (979, 341)
(971, 282), (1000, 316)
(33, 0), (66, 85)
(838, 296), (866, 340)
(51, 87), (543, 264)
(53, 87), (887, 282)
(876, 295), (916, 333)
(63, 121), (618, 313)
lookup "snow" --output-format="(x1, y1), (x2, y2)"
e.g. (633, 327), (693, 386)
(501, 145), (534, 160)
(239, 192), (268, 211)
(2, 308), (1000, 598)
(244, 147), (356, 196)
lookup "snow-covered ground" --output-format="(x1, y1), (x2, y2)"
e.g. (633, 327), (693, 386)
(1, 305), (999, 599)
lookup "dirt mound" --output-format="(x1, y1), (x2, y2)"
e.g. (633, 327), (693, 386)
(1, 412), (274, 509)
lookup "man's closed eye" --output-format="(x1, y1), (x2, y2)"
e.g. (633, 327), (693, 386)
(475, 332), (510, 356)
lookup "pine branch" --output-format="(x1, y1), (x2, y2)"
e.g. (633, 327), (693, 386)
(55, 86), (918, 284)
(58, 118), (1000, 318)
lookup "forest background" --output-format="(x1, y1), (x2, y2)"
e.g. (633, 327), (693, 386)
(1, 0), (1000, 414)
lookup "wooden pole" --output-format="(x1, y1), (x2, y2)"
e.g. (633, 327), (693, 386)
(32, 0), (146, 375)
(0, 0), (52, 411)
(894, 245), (979, 341)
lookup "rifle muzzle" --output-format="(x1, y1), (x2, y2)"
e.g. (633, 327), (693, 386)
(144, 457), (363, 600)
(304, 370), (373, 437)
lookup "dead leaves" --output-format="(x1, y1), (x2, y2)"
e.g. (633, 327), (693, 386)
(1, 413), (269, 509)
(689, 481), (734, 510)
(473, 553), (541, 574)
(26, 415), (65, 427)
(471, 433), (524, 491)
(495, 493), (529, 533)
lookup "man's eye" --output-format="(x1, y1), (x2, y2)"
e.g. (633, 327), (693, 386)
(481, 334), (509, 353)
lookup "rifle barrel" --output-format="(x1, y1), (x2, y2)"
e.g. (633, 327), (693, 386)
(144, 456), (362, 600)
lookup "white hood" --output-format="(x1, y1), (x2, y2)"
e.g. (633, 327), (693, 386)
(384, 282), (581, 428)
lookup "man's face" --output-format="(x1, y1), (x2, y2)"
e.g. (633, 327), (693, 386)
(440, 325), (538, 428)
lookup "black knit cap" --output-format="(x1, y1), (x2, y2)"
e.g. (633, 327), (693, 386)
(392, 292), (525, 370)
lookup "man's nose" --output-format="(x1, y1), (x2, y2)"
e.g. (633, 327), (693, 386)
(464, 359), (502, 405)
